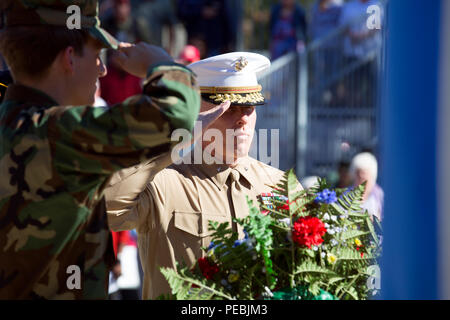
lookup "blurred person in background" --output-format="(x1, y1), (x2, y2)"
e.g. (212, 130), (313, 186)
(270, 0), (307, 60)
(309, 0), (343, 42)
(309, 0), (343, 104)
(175, 0), (205, 53)
(108, 231), (141, 300)
(333, 160), (352, 188)
(101, 0), (149, 43)
(108, 231), (126, 300)
(99, 0), (114, 19)
(100, 0), (143, 105)
(99, 50), (142, 105)
(339, 0), (382, 107)
(350, 152), (383, 221)
(135, 0), (178, 55)
(177, 0), (235, 58)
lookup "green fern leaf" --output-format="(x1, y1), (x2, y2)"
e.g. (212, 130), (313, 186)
(343, 286), (359, 300)
(328, 276), (345, 284)
(294, 260), (336, 276)
(365, 216), (379, 245)
(160, 267), (235, 300)
(334, 248), (373, 261)
(340, 230), (370, 240)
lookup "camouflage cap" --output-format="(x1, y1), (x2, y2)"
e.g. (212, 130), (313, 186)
(0, 0), (118, 49)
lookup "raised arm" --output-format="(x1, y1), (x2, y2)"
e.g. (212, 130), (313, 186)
(105, 100), (232, 231)
(46, 43), (200, 178)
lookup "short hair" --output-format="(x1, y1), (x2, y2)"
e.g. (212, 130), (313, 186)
(350, 152), (378, 181)
(0, 26), (89, 80)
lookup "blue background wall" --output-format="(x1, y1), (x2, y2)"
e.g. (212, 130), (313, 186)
(380, 0), (442, 299)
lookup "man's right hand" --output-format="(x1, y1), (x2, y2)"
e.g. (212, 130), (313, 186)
(183, 100), (232, 148)
(112, 42), (173, 78)
(197, 100), (232, 132)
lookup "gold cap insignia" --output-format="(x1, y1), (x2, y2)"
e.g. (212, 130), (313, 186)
(235, 57), (248, 71)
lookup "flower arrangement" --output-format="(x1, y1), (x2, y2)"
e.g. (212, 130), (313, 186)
(160, 169), (382, 300)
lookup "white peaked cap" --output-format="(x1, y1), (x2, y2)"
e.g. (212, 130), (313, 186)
(188, 52), (271, 106)
(189, 52), (270, 87)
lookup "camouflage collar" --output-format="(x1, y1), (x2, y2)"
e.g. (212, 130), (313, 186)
(3, 84), (59, 108)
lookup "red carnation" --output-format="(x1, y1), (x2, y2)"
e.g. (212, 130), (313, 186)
(292, 217), (327, 248)
(197, 257), (219, 280)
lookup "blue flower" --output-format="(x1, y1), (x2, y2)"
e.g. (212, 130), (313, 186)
(232, 230), (254, 250)
(232, 239), (245, 248)
(207, 241), (216, 251)
(315, 189), (338, 204)
(207, 241), (226, 252)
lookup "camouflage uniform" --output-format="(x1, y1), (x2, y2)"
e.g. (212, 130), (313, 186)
(0, 0), (200, 299)
(0, 70), (11, 104)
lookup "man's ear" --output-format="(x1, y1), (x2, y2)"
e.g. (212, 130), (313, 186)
(59, 46), (76, 75)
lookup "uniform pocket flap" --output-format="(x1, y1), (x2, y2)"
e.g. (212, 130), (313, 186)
(173, 211), (229, 237)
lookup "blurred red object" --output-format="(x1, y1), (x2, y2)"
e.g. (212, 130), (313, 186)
(178, 45), (201, 65)
(100, 65), (142, 105)
(111, 231), (134, 257)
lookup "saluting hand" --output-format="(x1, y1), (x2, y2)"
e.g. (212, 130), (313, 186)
(175, 100), (232, 150)
(191, 100), (232, 144)
(112, 42), (173, 79)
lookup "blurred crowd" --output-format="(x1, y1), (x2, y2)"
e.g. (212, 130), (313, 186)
(89, 0), (381, 106)
(0, 0), (382, 91)
(270, 0), (381, 109)
(268, 0), (381, 58)
(94, 0), (241, 105)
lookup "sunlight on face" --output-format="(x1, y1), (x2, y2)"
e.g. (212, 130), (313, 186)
(70, 38), (107, 106)
(201, 100), (257, 162)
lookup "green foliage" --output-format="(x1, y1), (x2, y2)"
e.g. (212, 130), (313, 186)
(160, 264), (235, 300)
(235, 197), (276, 287)
(160, 169), (382, 300)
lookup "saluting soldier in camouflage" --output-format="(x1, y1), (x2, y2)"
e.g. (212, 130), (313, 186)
(0, 0), (201, 299)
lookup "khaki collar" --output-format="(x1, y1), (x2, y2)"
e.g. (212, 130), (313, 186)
(4, 84), (58, 108)
(195, 156), (258, 191)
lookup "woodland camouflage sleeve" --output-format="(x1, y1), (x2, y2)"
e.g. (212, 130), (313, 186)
(48, 61), (199, 176)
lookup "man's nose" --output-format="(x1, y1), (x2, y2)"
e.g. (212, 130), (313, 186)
(236, 109), (250, 126)
(236, 107), (254, 126)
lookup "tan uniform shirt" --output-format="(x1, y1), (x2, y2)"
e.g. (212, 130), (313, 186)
(105, 155), (294, 299)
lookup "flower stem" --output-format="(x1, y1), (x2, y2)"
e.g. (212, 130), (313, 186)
(289, 206), (295, 288)
(319, 247), (325, 268)
(337, 273), (361, 299)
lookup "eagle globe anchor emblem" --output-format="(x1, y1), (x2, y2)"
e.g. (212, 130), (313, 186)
(234, 57), (249, 71)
